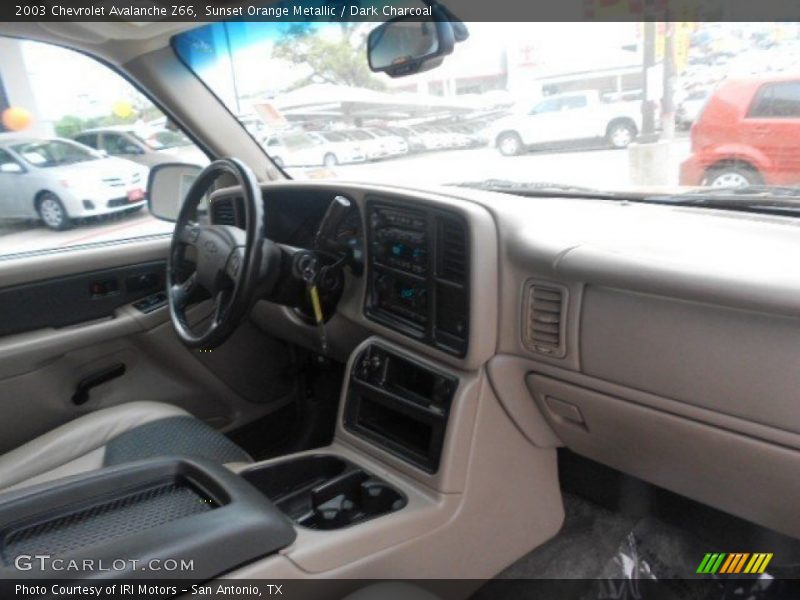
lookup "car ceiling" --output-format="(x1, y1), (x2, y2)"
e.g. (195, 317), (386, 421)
(0, 20), (199, 65)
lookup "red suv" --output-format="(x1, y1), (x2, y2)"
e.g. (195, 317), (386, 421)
(680, 77), (800, 187)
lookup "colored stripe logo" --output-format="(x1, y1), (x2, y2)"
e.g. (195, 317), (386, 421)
(697, 553), (773, 574)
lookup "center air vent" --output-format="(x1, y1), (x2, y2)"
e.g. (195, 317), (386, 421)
(211, 197), (238, 226)
(437, 217), (467, 284)
(524, 282), (567, 358)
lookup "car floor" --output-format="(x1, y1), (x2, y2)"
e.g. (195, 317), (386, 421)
(472, 451), (800, 599)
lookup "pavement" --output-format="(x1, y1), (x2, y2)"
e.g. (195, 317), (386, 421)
(0, 138), (691, 257)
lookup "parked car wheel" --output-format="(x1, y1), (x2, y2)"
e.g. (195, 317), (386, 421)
(323, 153), (338, 167)
(37, 193), (72, 231)
(704, 164), (761, 188)
(606, 120), (636, 149)
(497, 132), (523, 156)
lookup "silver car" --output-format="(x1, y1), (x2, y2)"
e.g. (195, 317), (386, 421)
(73, 127), (208, 169)
(0, 137), (149, 230)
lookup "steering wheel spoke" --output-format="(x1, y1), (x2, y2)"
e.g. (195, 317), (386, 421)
(212, 289), (231, 325)
(178, 224), (203, 246)
(171, 272), (203, 308)
(224, 247), (245, 281)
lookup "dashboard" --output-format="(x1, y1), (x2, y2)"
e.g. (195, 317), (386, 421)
(210, 187), (365, 269)
(210, 186), (471, 358)
(211, 178), (800, 540)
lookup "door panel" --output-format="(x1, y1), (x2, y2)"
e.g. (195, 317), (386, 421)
(0, 261), (165, 337)
(0, 239), (296, 454)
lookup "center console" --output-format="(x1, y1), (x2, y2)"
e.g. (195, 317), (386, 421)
(343, 343), (457, 473)
(241, 455), (405, 531)
(365, 200), (470, 357)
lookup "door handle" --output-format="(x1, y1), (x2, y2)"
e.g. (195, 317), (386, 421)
(72, 363), (126, 405)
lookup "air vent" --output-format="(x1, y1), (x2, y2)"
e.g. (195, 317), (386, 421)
(211, 198), (237, 226)
(524, 283), (567, 357)
(437, 217), (467, 284)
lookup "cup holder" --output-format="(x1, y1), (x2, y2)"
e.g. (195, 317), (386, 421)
(241, 455), (406, 530)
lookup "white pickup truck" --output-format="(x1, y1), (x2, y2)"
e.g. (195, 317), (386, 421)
(486, 90), (643, 155)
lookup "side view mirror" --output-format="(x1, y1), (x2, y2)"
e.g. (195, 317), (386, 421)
(147, 162), (203, 222)
(0, 162), (23, 174)
(368, 7), (465, 78)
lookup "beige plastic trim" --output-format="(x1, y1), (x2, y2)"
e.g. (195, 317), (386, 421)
(334, 336), (481, 494)
(0, 236), (170, 287)
(580, 286), (800, 435)
(528, 373), (800, 538)
(229, 354), (563, 578)
(486, 354), (561, 448)
(0, 305), (150, 381)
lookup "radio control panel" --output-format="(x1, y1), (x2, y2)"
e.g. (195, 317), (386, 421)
(365, 200), (469, 357)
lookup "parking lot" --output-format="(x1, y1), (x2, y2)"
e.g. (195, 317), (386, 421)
(0, 138), (691, 257)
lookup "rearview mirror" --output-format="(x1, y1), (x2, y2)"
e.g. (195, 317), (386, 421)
(147, 163), (203, 222)
(367, 12), (457, 78)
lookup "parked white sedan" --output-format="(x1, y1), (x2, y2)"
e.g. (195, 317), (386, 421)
(0, 137), (149, 230)
(308, 131), (366, 166)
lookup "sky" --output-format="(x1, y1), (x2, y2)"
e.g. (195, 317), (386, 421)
(22, 41), (146, 121)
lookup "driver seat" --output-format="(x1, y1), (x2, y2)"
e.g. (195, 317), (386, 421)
(0, 401), (252, 494)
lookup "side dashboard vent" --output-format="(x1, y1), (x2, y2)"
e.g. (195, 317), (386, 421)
(437, 217), (467, 284)
(211, 198), (238, 226)
(524, 283), (567, 357)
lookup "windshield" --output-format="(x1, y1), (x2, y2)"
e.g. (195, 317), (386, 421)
(11, 139), (98, 168)
(174, 20), (800, 198)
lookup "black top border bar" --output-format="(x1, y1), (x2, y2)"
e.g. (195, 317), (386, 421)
(4, 0), (800, 23)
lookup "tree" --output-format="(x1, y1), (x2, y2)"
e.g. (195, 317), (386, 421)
(54, 115), (86, 138)
(272, 23), (386, 91)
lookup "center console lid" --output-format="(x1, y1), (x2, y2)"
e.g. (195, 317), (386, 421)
(0, 457), (296, 580)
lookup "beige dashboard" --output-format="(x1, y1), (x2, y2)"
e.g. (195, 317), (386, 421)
(249, 181), (800, 540)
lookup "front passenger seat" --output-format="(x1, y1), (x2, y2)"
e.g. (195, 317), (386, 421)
(0, 401), (252, 494)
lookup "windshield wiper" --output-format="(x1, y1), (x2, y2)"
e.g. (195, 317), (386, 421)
(678, 184), (800, 198)
(452, 179), (629, 200)
(455, 179), (800, 217)
(642, 185), (800, 217)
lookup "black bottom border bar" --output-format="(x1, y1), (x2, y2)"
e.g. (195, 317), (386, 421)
(3, 578), (800, 600)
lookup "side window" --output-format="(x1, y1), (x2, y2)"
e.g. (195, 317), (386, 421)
(73, 132), (99, 149)
(532, 98), (560, 114)
(104, 133), (140, 156)
(0, 36), (208, 256)
(748, 82), (800, 119)
(562, 96), (588, 110)
(768, 82), (800, 118)
(0, 148), (23, 173)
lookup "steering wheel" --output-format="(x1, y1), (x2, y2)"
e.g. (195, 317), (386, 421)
(167, 158), (270, 349)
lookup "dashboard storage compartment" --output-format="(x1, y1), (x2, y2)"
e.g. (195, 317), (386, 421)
(528, 373), (800, 540)
(344, 344), (457, 473)
(0, 458), (295, 580)
(241, 455), (406, 530)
